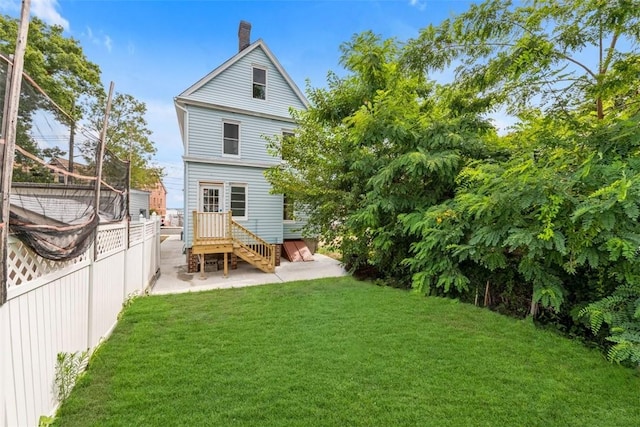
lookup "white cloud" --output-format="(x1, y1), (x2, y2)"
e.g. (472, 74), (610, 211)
(31, 0), (69, 29)
(104, 35), (113, 52)
(409, 0), (427, 11)
(83, 26), (114, 53)
(0, 0), (20, 14)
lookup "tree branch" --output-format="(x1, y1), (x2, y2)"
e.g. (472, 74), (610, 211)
(601, 31), (620, 76)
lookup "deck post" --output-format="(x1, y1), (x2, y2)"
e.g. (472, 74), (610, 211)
(192, 210), (198, 244)
(199, 253), (205, 279)
(227, 210), (232, 238)
(271, 244), (276, 270)
(223, 252), (228, 277)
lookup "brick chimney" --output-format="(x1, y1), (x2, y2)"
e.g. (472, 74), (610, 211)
(238, 21), (251, 52)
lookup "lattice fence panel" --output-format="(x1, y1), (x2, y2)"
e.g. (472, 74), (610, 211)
(129, 224), (144, 246)
(7, 238), (89, 289)
(95, 226), (127, 259)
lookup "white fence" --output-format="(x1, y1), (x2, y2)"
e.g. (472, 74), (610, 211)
(0, 218), (161, 427)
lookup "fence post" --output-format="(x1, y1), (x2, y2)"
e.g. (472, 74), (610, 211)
(0, 0), (31, 307)
(123, 222), (128, 301)
(87, 240), (95, 348)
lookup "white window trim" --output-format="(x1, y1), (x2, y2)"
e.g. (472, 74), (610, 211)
(222, 119), (241, 157)
(252, 65), (268, 101)
(229, 183), (248, 221)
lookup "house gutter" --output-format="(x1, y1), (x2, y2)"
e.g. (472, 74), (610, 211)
(174, 100), (188, 146)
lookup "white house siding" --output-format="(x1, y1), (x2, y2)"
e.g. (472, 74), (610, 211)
(184, 161), (284, 247)
(185, 46), (306, 118)
(130, 189), (151, 220)
(186, 105), (289, 164)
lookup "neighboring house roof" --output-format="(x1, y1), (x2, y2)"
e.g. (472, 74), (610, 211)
(49, 157), (91, 176)
(174, 39), (309, 142)
(147, 180), (167, 195)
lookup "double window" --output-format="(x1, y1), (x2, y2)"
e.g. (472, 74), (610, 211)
(253, 67), (266, 100)
(223, 122), (239, 156)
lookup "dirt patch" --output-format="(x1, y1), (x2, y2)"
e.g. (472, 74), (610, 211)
(177, 272), (192, 282)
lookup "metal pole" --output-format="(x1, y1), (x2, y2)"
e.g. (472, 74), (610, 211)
(0, 0), (32, 305)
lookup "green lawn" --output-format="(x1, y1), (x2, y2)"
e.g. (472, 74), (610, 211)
(55, 277), (640, 426)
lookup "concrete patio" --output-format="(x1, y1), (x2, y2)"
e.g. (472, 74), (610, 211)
(152, 235), (348, 295)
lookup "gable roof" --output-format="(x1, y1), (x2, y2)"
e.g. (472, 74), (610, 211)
(176, 39), (308, 108)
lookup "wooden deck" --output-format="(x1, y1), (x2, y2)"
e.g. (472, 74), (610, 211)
(192, 211), (276, 277)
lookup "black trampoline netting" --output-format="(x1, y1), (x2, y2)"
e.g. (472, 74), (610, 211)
(1, 54), (130, 261)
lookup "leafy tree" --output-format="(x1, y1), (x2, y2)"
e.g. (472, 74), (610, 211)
(400, 0), (640, 365)
(84, 92), (162, 189)
(403, 0), (640, 120)
(0, 14), (102, 182)
(266, 32), (495, 284)
(266, 1), (640, 363)
(581, 281), (640, 366)
(0, 14), (102, 119)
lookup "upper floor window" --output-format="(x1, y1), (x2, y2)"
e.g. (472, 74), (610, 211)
(253, 67), (266, 100)
(223, 122), (239, 156)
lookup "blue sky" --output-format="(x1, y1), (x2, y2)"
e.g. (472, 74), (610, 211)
(2, 0), (474, 208)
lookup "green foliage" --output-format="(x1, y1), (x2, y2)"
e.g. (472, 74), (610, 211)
(0, 14), (102, 119)
(38, 415), (54, 427)
(403, 0), (640, 119)
(1, 14), (102, 183)
(54, 350), (89, 404)
(53, 279), (640, 426)
(266, 32), (495, 284)
(581, 283), (640, 366)
(84, 92), (163, 188)
(268, 0), (640, 362)
(119, 291), (140, 319)
(399, 0), (640, 336)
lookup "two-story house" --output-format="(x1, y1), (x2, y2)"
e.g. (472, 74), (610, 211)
(174, 21), (309, 275)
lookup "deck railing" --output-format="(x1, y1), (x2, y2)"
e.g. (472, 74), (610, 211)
(231, 220), (276, 268)
(193, 211), (275, 270)
(192, 211), (230, 242)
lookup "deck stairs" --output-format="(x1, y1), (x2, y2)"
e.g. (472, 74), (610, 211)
(192, 211), (276, 276)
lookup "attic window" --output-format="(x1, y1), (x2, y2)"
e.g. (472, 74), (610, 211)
(253, 67), (266, 100)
